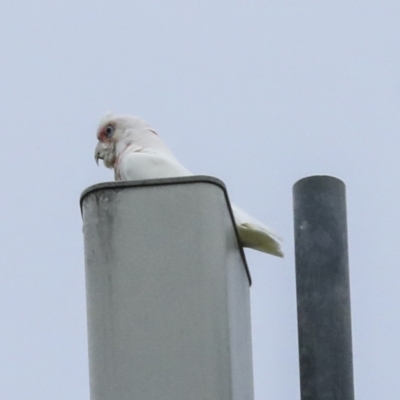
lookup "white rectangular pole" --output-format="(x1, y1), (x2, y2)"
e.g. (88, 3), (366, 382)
(81, 176), (254, 400)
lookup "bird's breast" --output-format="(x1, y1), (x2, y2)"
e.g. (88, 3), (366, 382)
(116, 151), (192, 181)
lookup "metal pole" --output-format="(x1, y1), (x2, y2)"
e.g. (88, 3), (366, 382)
(293, 176), (354, 400)
(80, 176), (254, 400)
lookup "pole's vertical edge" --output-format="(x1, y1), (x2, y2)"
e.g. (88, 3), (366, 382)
(293, 176), (354, 400)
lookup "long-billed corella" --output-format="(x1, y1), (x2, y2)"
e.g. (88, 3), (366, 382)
(94, 112), (283, 257)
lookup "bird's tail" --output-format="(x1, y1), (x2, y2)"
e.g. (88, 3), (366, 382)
(236, 222), (284, 257)
(232, 206), (284, 257)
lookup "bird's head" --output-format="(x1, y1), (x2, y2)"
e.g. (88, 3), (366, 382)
(95, 112), (161, 169)
(94, 112), (135, 168)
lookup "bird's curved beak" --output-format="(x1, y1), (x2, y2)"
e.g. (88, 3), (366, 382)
(95, 140), (116, 168)
(94, 141), (104, 165)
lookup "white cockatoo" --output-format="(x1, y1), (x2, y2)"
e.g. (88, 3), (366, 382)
(94, 113), (283, 257)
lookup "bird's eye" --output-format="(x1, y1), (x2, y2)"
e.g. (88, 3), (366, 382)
(105, 124), (115, 138)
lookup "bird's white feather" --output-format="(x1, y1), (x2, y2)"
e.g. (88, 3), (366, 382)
(118, 151), (192, 181)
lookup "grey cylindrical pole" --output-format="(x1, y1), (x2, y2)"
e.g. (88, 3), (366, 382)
(293, 176), (354, 400)
(81, 176), (254, 400)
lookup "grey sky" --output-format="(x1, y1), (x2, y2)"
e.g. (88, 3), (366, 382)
(1, 1), (400, 399)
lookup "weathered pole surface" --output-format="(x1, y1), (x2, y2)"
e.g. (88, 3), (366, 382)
(80, 176), (254, 400)
(293, 176), (354, 400)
